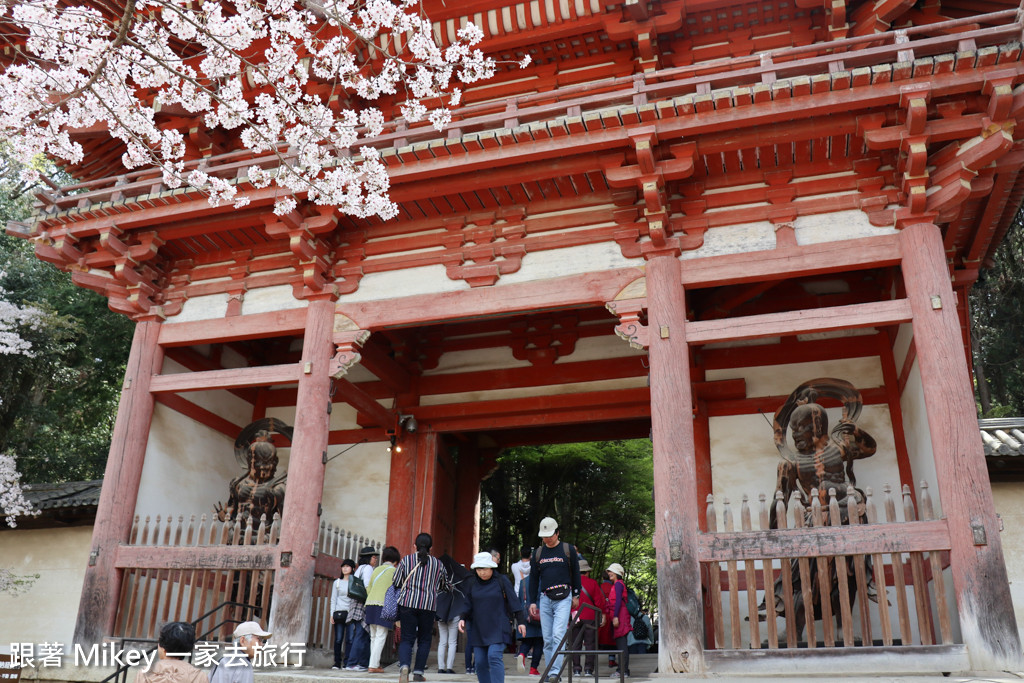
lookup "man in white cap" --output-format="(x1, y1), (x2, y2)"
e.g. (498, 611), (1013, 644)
(210, 621), (271, 683)
(528, 517), (580, 683)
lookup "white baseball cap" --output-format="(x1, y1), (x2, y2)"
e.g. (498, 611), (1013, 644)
(234, 621), (271, 639)
(538, 517), (558, 538)
(471, 551), (498, 569)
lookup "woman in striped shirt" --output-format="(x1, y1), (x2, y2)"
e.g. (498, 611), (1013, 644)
(393, 532), (451, 683)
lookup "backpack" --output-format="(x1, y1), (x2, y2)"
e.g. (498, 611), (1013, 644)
(625, 586), (641, 617)
(631, 615), (649, 641)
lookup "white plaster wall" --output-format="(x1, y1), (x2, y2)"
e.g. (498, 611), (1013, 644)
(499, 242), (637, 285)
(338, 264), (466, 303)
(426, 345), (533, 375)
(794, 209), (897, 245)
(706, 356), (884, 398)
(135, 404), (253, 520)
(172, 293), (229, 322)
(898, 362), (941, 515)
(892, 323), (913, 373)
(992, 482), (1024, 641)
(682, 221), (776, 260)
(0, 526), (94, 653)
(242, 284), (307, 315)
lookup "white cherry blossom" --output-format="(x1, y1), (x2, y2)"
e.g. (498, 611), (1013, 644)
(0, 0), (524, 219)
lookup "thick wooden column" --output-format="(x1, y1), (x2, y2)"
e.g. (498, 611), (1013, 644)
(386, 431), (417, 548)
(268, 299), (335, 645)
(453, 445), (482, 563)
(646, 252), (705, 674)
(900, 223), (1023, 669)
(414, 430), (439, 538)
(74, 320), (164, 645)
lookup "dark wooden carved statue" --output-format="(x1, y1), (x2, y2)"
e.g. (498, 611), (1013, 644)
(763, 378), (879, 640)
(215, 418), (292, 523)
(772, 378), (877, 519)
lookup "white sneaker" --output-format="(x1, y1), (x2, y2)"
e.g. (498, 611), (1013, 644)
(517, 654), (526, 673)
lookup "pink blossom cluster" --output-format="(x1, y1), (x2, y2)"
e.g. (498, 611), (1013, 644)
(0, 279), (41, 357)
(0, 0), (512, 219)
(0, 453), (37, 528)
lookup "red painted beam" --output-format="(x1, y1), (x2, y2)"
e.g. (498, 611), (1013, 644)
(115, 544), (277, 570)
(149, 363), (303, 393)
(159, 309), (307, 347)
(686, 300), (913, 345)
(333, 376), (395, 429)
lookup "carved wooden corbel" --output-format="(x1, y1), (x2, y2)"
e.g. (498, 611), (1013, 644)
(330, 329), (371, 379)
(607, 298), (649, 350)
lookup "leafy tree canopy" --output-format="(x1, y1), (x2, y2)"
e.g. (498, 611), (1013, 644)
(971, 207), (1024, 417)
(0, 154), (133, 484)
(480, 439), (658, 609)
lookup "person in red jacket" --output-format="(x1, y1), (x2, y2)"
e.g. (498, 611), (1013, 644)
(605, 563), (632, 678)
(571, 559), (606, 676)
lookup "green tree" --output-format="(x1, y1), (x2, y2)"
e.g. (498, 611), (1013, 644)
(971, 207), (1024, 417)
(480, 439), (658, 609)
(0, 155), (133, 483)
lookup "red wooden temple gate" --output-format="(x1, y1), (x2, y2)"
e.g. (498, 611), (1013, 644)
(9, 0), (1024, 674)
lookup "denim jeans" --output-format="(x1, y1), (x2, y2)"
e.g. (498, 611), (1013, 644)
(539, 593), (572, 677)
(345, 622), (369, 667)
(333, 617), (353, 666)
(473, 643), (506, 683)
(398, 605), (435, 673)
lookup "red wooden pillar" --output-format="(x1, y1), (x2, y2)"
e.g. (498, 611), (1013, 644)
(646, 251), (705, 674)
(414, 430), (439, 539)
(453, 445), (482, 563)
(74, 320), (164, 645)
(268, 298), (334, 646)
(900, 223), (1023, 669)
(386, 431), (417, 548)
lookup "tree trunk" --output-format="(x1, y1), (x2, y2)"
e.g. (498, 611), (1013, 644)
(972, 328), (992, 415)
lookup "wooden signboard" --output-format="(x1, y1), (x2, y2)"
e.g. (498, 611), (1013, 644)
(0, 654), (22, 683)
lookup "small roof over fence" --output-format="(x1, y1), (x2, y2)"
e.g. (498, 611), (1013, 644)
(0, 479), (101, 528)
(982, 418), (1024, 480)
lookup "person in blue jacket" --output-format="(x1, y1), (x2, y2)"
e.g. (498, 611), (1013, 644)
(459, 552), (526, 683)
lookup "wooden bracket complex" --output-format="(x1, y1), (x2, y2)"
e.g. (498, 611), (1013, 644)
(329, 329), (370, 379)
(607, 297), (649, 350)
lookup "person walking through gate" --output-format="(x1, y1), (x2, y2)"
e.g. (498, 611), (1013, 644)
(511, 545), (531, 595)
(571, 559), (606, 676)
(366, 545), (401, 673)
(516, 566), (544, 676)
(528, 517), (581, 683)
(459, 552), (526, 683)
(393, 532), (450, 683)
(331, 558), (356, 669)
(605, 563), (632, 678)
(345, 546), (379, 670)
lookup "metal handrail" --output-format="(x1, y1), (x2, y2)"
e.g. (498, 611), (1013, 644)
(99, 600), (260, 683)
(538, 603), (626, 683)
